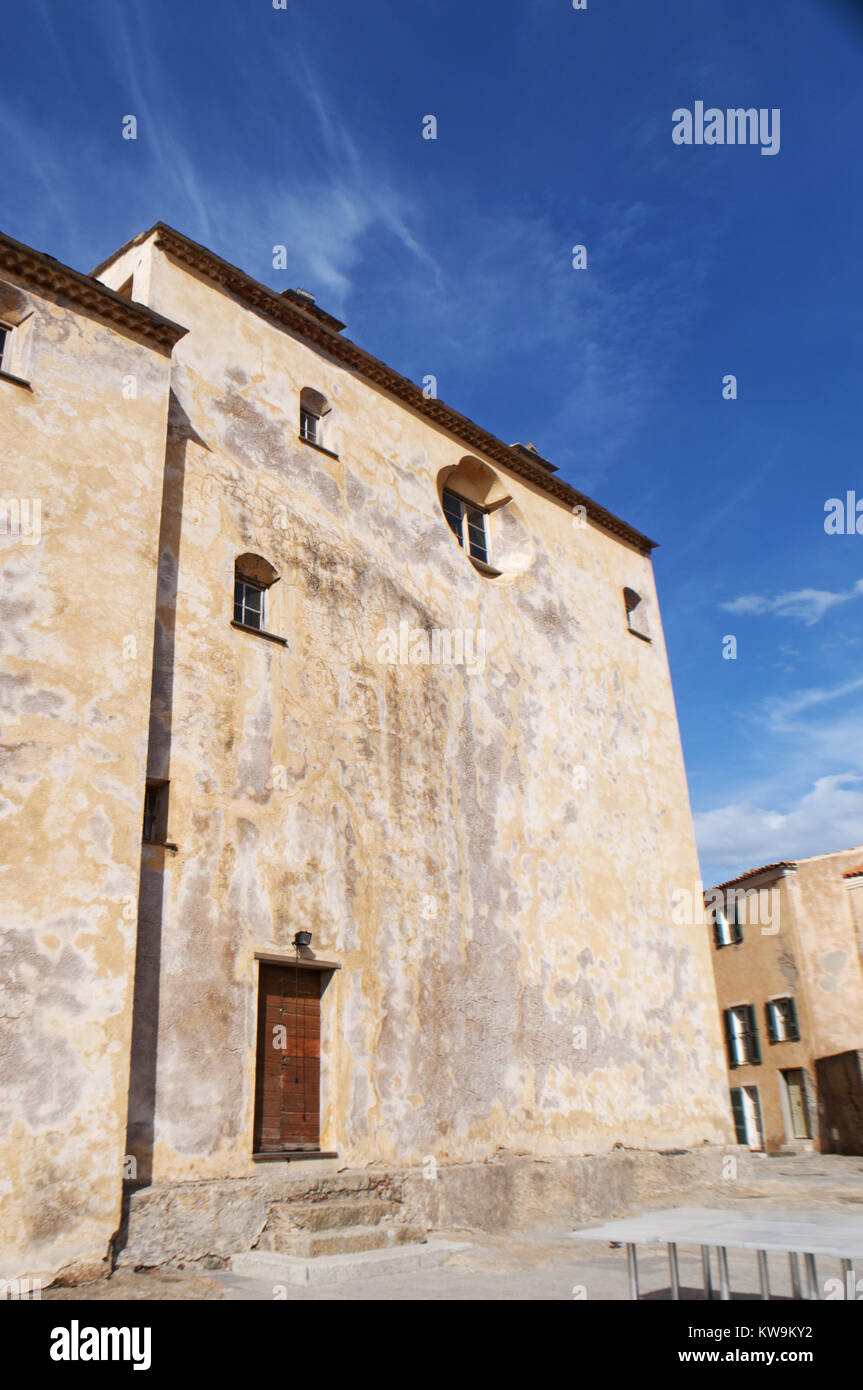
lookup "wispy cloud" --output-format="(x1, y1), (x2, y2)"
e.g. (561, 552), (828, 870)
(721, 578), (863, 626)
(764, 674), (863, 729)
(244, 49), (441, 307)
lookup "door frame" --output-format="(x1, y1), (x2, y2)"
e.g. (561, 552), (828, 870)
(251, 950), (341, 1160)
(741, 1085), (765, 1151)
(780, 1067), (812, 1141)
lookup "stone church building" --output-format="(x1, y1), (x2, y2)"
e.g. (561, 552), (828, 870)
(0, 224), (733, 1285)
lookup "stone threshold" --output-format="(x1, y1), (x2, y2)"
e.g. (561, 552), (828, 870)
(252, 1151), (339, 1163)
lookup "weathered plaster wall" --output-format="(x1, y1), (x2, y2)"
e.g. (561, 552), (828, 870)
(0, 275), (175, 1281)
(847, 877), (863, 962)
(791, 849), (863, 1058)
(116, 238), (731, 1185)
(117, 1146), (752, 1269)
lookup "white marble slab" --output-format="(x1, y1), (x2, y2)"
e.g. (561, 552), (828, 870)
(570, 1206), (863, 1258)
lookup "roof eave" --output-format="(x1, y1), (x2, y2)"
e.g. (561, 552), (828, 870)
(1, 229), (188, 355)
(141, 222), (657, 555)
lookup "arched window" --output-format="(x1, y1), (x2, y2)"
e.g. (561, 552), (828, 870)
(0, 281), (35, 385)
(623, 587), (651, 641)
(299, 387), (331, 448)
(234, 553), (279, 632)
(441, 488), (490, 565)
(437, 456), (534, 579)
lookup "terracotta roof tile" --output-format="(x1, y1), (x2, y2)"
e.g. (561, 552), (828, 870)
(710, 861), (796, 892)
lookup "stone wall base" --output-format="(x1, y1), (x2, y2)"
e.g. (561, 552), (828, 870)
(116, 1145), (753, 1271)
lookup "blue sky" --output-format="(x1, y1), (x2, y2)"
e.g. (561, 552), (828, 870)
(3, 0), (862, 884)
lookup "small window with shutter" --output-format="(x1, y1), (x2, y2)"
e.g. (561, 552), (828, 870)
(766, 997), (800, 1044)
(729, 899), (744, 943)
(713, 899), (743, 948)
(724, 1004), (761, 1068)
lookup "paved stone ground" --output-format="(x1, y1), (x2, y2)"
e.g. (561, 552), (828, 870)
(44, 1154), (863, 1301)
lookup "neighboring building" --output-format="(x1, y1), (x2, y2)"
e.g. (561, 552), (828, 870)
(706, 849), (863, 1155)
(1, 223), (733, 1286)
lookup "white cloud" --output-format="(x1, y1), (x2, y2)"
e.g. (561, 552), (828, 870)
(694, 773), (863, 885)
(720, 578), (863, 626)
(693, 671), (863, 883)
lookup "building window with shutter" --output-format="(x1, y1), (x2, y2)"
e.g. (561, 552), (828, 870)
(723, 1004), (761, 1068)
(766, 996), (801, 1044)
(712, 899), (744, 947)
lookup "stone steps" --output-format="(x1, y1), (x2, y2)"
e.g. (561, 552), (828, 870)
(272, 1222), (429, 1259)
(226, 1168), (457, 1283)
(270, 1197), (402, 1234)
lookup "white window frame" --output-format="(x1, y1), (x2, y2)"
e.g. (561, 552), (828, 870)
(299, 406), (319, 445)
(767, 997), (798, 1043)
(234, 576), (266, 630)
(441, 489), (491, 567)
(0, 320), (12, 373)
(713, 898), (743, 947)
(740, 1085), (764, 1150)
(728, 1006), (748, 1066)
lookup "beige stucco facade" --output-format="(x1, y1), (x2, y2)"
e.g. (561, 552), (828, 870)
(706, 848), (863, 1155)
(2, 224), (733, 1284)
(0, 234), (185, 1283)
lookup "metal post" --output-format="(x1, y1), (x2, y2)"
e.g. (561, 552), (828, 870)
(718, 1246), (731, 1301)
(701, 1245), (713, 1300)
(840, 1259), (854, 1301)
(626, 1243), (639, 1301)
(757, 1250), (770, 1300)
(789, 1252), (802, 1299)
(803, 1253), (818, 1300)
(668, 1242), (680, 1301)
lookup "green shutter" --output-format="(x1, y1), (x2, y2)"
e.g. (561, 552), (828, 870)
(746, 1004), (762, 1065)
(787, 997), (800, 1041)
(729, 1088), (747, 1144)
(723, 1010), (737, 1069)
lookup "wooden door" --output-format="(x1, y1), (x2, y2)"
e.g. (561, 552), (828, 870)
(783, 1069), (811, 1139)
(816, 1052), (863, 1154)
(253, 963), (321, 1153)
